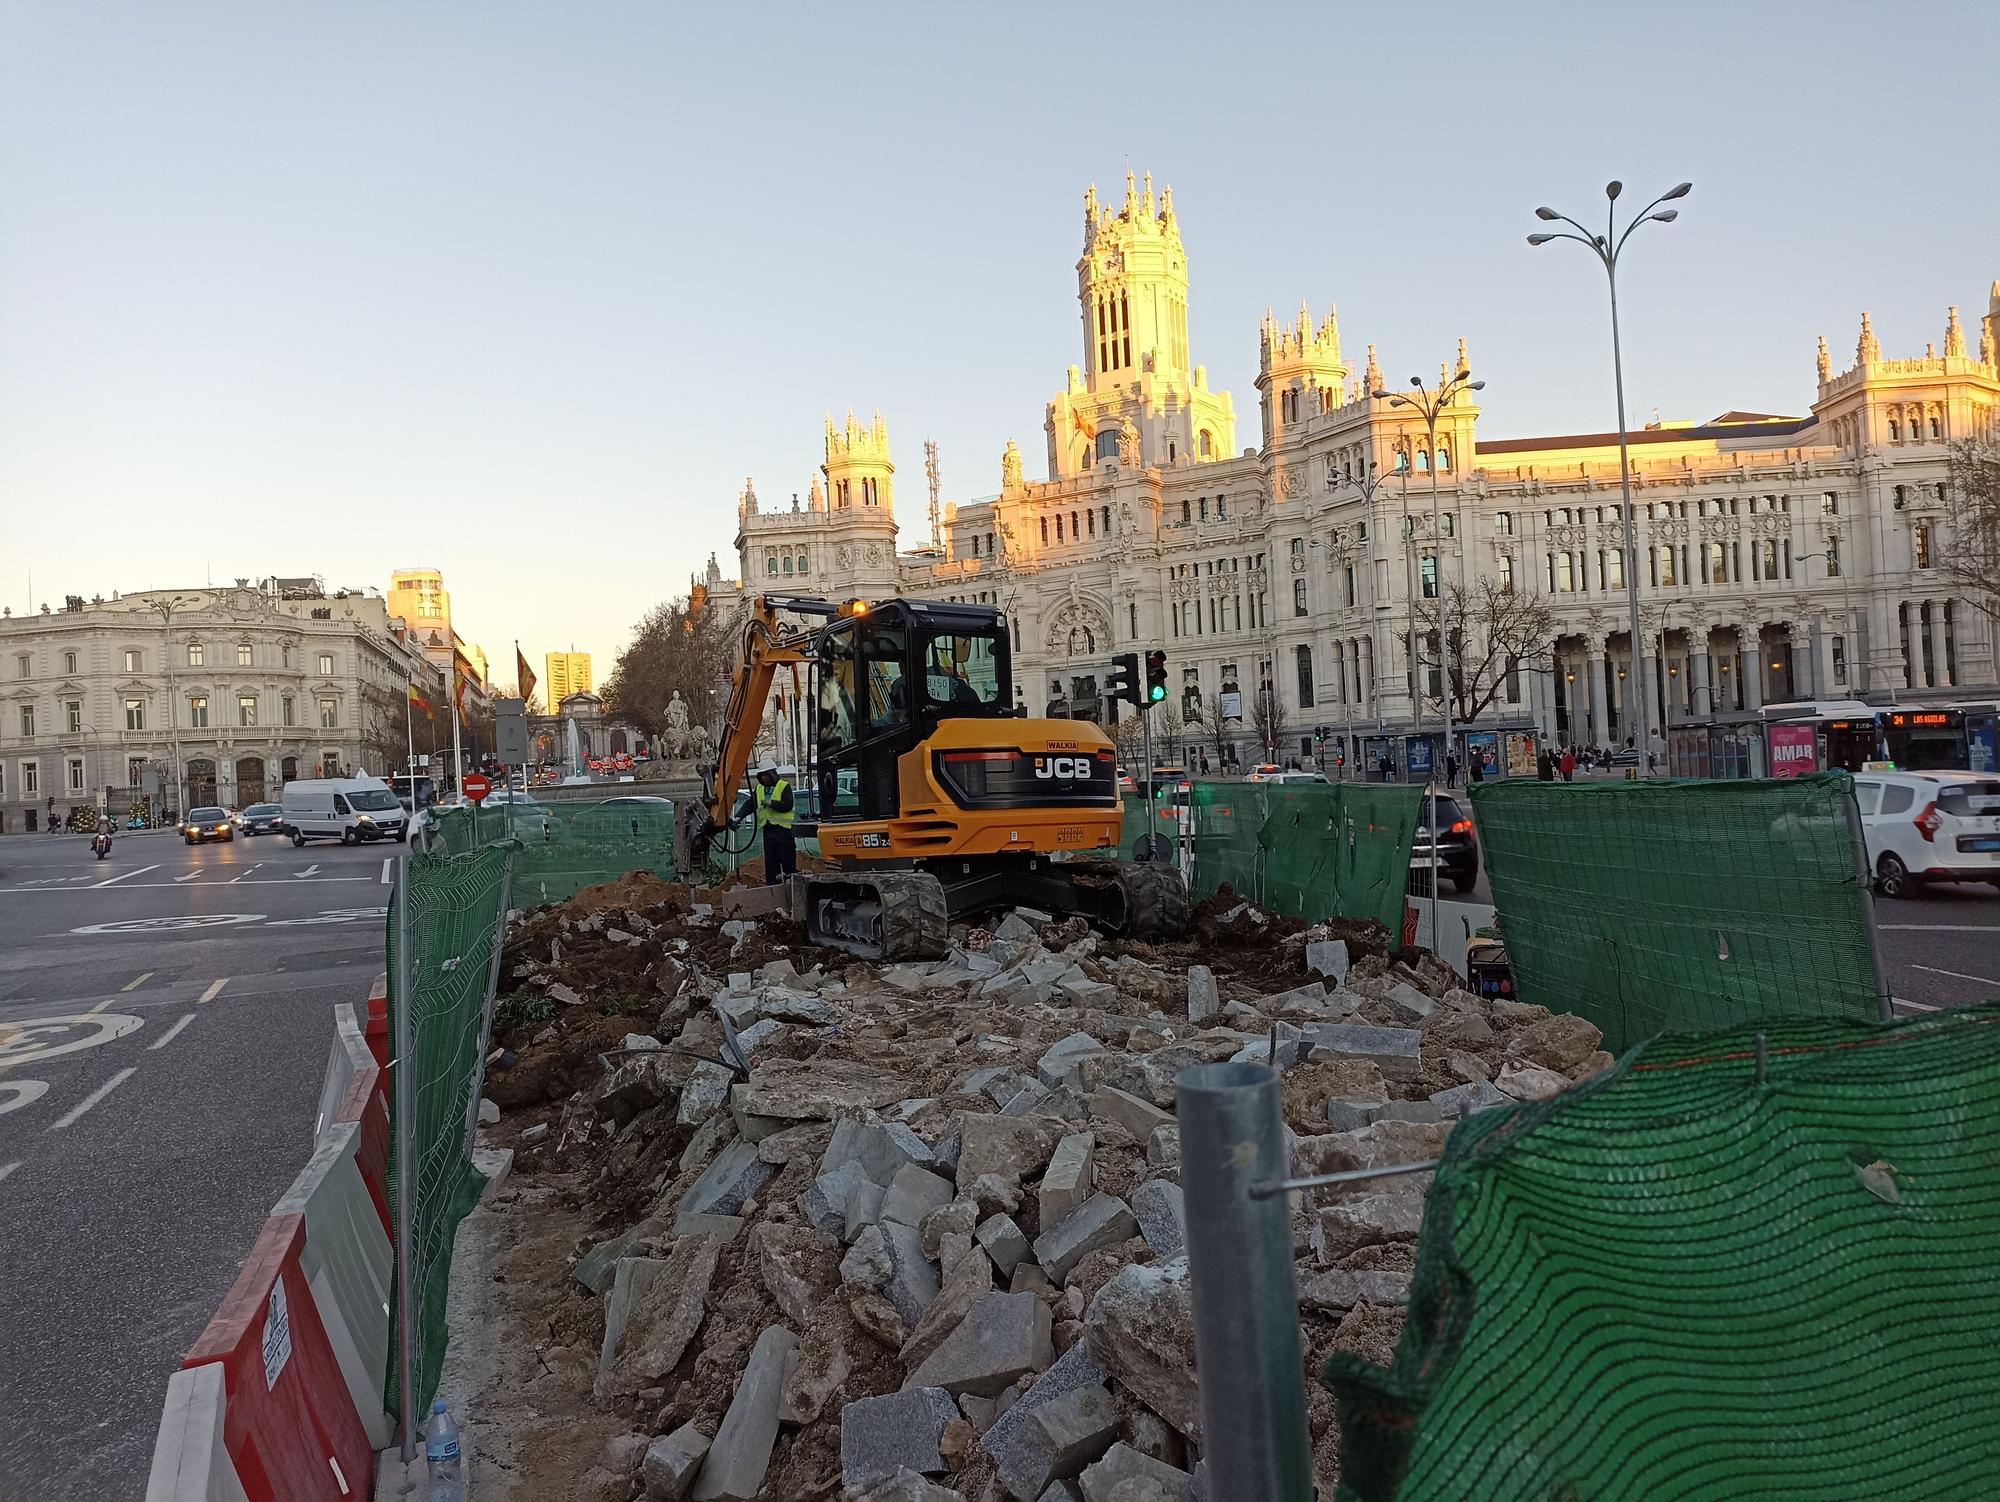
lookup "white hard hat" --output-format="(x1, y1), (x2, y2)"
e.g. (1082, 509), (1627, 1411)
(776, 763), (797, 777)
(756, 758), (778, 774)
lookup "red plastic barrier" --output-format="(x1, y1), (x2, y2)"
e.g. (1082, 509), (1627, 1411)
(334, 1068), (392, 1241)
(182, 1215), (373, 1502)
(363, 974), (389, 1074)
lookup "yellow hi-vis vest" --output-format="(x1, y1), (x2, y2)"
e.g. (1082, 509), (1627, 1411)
(755, 778), (794, 830)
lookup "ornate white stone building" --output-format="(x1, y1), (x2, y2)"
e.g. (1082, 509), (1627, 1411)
(725, 172), (1999, 773)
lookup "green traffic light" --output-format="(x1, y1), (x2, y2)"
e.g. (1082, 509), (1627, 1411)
(1148, 685), (1167, 703)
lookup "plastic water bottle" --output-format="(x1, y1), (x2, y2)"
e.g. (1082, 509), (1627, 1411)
(424, 1399), (464, 1500)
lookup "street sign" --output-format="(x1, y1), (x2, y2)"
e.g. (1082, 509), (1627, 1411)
(462, 773), (493, 803)
(495, 698), (529, 763)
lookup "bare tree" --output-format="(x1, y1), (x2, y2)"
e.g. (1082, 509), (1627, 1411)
(1110, 700), (1185, 769)
(602, 593), (740, 739)
(1249, 683), (1289, 762)
(1412, 579), (1557, 725)
(1190, 692), (1235, 770)
(1943, 440), (2000, 624)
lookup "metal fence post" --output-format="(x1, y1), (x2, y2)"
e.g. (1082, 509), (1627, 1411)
(1840, 778), (1895, 1022)
(461, 860), (516, 1150)
(1177, 1060), (1314, 1501)
(390, 869), (421, 1461)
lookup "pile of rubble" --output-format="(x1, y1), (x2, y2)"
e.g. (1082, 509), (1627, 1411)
(486, 878), (1609, 1501)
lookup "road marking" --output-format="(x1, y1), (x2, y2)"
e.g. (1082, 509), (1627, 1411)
(0, 1161), (18, 1183)
(295, 864), (321, 879)
(0, 1082), (50, 1116)
(122, 973), (154, 991)
(70, 913), (265, 935)
(47, 1067), (136, 1130)
(4, 877), (369, 893)
(93, 863), (160, 889)
(175, 871), (204, 883)
(0, 1014), (143, 1069)
(228, 865), (263, 884)
(1912, 963), (2000, 986)
(198, 979), (229, 1004)
(148, 1014), (197, 1050)
(1877, 924), (2000, 932)
(381, 858), (393, 885)
(1892, 997), (1942, 1013)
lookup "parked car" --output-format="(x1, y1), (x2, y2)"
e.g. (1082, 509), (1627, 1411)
(1409, 790), (1480, 893)
(183, 806), (235, 845)
(1853, 770), (2000, 898)
(1244, 763), (1286, 782)
(239, 802), (285, 836)
(574, 795), (674, 836)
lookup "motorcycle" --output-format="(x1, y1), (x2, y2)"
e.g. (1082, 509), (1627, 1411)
(91, 832), (113, 860)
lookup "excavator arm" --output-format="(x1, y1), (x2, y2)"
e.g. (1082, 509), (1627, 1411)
(684, 595), (829, 866)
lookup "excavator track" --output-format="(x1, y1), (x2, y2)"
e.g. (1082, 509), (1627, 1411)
(804, 870), (951, 961)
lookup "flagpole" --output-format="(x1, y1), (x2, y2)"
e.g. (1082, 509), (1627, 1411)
(405, 678), (415, 786)
(451, 668), (465, 800)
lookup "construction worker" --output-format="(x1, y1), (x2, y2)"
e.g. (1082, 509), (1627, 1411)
(753, 758), (797, 884)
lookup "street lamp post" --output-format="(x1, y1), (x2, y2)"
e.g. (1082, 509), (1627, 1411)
(1792, 537), (1859, 696)
(1528, 179), (1692, 774)
(1373, 367), (1484, 946)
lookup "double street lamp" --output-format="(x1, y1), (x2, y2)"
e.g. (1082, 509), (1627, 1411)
(1372, 365), (1483, 939)
(1528, 179), (1691, 771)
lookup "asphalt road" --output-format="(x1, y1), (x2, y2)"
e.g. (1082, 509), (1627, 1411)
(0, 827), (401, 1501)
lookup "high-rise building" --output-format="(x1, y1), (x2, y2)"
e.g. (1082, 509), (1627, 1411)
(388, 567), (492, 720)
(545, 651), (593, 708)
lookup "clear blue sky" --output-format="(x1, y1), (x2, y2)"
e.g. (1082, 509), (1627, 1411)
(4, 1), (1993, 677)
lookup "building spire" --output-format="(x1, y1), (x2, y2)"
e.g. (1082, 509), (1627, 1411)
(1455, 336), (1471, 376)
(1857, 311), (1880, 364)
(1324, 304), (1342, 368)
(1364, 343), (1383, 395)
(1945, 305), (1967, 358)
(1816, 334), (1831, 384)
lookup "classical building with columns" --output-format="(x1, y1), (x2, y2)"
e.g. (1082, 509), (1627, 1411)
(722, 172), (1999, 773)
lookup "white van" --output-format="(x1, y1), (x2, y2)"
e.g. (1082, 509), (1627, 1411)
(281, 777), (410, 846)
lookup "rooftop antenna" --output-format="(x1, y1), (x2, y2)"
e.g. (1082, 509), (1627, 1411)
(924, 438), (942, 552)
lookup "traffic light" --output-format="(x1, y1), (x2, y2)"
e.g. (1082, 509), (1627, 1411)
(1107, 652), (1140, 708)
(1144, 650), (1169, 704)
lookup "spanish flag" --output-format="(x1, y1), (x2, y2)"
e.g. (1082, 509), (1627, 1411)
(453, 667), (470, 718)
(408, 681), (434, 719)
(1071, 406), (1093, 439)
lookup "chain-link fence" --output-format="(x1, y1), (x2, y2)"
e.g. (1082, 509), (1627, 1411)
(430, 796), (676, 905)
(1189, 781), (1424, 936)
(384, 843), (511, 1427)
(1470, 771), (1887, 1050)
(1323, 1004), (2000, 1501)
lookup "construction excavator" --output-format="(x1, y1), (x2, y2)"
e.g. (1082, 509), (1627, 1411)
(683, 593), (1189, 960)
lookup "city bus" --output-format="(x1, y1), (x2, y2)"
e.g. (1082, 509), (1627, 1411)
(1761, 701), (1974, 775)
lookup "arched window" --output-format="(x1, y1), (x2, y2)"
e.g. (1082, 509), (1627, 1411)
(1087, 509), (1096, 537)
(1394, 445), (1409, 473)
(782, 555), (794, 574)
(1198, 429), (1213, 459)
(798, 551), (809, 574)
(1888, 417), (1901, 442)
(1436, 443), (1451, 471)
(1929, 414), (1942, 440)
(1181, 499), (1192, 523)
(1095, 428), (1120, 462)
(1101, 505), (1111, 533)
(986, 533), (995, 554)
(1415, 449), (1430, 472)
(1293, 579), (1307, 616)
(1040, 517), (1049, 545)
(1055, 515), (1064, 542)
(767, 557), (779, 576)
(1071, 511), (1080, 539)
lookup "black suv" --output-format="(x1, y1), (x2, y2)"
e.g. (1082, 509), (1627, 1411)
(1409, 791), (1479, 893)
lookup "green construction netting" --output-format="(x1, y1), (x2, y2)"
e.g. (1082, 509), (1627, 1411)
(1324, 1005), (2000, 1502)
(1190, 781), (1423, 935)
(432, 797), (677, 905)
(1469, 772), (1881, 1051)
(384, 843), (510, 1419)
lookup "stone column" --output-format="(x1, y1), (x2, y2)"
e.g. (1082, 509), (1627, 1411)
(1926, 602), (1950, 688)
(1689, 631), (1713, 717)
(1740, 626), (1764, 712)
(1586, 641), (1610, 748)
(1788, 619), (1817, 701)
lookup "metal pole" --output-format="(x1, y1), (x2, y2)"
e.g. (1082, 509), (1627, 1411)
(1426, 401), (1449, 950)
(1841, 780), (1896, 1022)
(1177, 1061), (1314, 1501)
(1140, 696), (1157, 860)
(390, 869), (421, 1460)
(1607, 260), (1652, 776)
(462, 863), (516, 1149)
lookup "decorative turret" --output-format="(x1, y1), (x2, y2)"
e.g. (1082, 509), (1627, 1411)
(1364, 343), (1383, 396)
(738, 477), (759, 519)
(808, 474), (825, 512)
(1455, 337), (1471, 378)
(1257, 301), (1348, 444)
(823, 410), (895, 512)
(1817, 335), (1831, 385)
(1946, 305), (1967, 359)
(1857, 312), (1880, 365)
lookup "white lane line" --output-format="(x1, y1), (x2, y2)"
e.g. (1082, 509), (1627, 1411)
(198, 979), (229, 1004)
(1912, 963), (2000, 986)
(47, 1067), (136, 1131)
(0, 1161), (18, 1183)
(122, 972), (154, 991)
(1892, 997), (1942, 1013)
(228, 864), (264, 884)
(147, 1014), (197, 1051)
(174, 871), (204, 883)
(0, 876), (370, 893)
(380, 858), (393, 885)
(1877, 924), (2000, 932)
(294, 864), (321, 879)
(93, 863), (160, 889)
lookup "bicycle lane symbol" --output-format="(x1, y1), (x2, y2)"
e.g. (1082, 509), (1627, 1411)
(0, 1014), (145, 1122)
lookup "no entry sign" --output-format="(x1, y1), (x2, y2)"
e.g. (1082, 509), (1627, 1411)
(462, 773), (493, 803)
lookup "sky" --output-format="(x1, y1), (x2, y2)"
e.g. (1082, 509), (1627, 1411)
(4, 1), (1996, 679)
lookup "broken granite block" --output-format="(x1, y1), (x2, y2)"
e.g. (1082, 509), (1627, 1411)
(690, 1324), (795, 1501)
(1185, 965), (1219, 1024)
(676, 1139), (775, 1232)
(993, 1382), (1119, 1500)
(1301, 1023), (1423, 1081)
(1129, 1179), (1186, 1259)
(905, 1289), (1053, 1397)
(975, 1213), (1031, 1277)
(1305, 939), (1350, 985)
(841, 1386), (960, 1492)
(880, 1163), (957, 1229)
(1038, 1132), (1096, 1230)
(1033, 1194), (1139, 1283)
(1428, 1079), (1510, 1119)
(801, 1159), (873, 1236)
(1077, 1441), (1194, 1502)
(1037, 1032), (1107, 1090)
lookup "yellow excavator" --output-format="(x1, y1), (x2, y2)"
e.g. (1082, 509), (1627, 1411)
(683, 593), (1189, 960)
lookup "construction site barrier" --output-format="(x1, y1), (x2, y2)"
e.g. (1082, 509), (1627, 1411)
(1189, 780), (1424, 937)
(144, 1365), (251, 1502)
(178, 1214), (375, 1502)
(363, 976), (389, 1074)
(273, 1121), (397, 1449)
(314, 1000), (375, 1144)
(1323, 1005), (2000, 1501)
(1469, 771), (1886, 1050)
(429, 797), (674, 906)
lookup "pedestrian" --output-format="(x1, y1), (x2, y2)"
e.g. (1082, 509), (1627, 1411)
(1469, 756), (1484, 785)
(1446, 753), (1460, 788)
(1379, 751), (1394, 783)
(753, 758), (797, 885)
(1538, 748), (1555, 781)
(1559, 747), (1576, 782)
